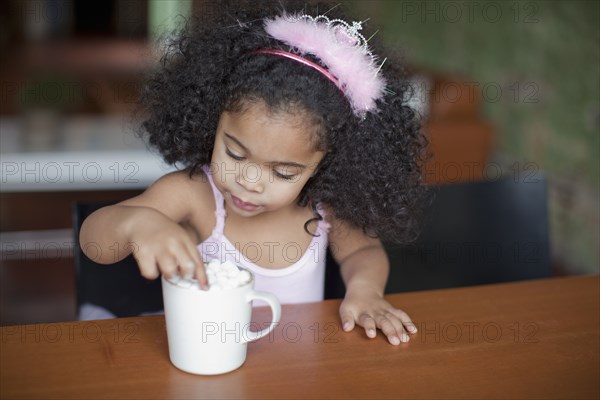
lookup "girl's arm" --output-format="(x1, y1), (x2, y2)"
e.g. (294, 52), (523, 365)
(329, 219), (417, 345)
(79, 171), (209, 287)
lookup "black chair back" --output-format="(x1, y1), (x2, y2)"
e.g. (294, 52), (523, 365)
(74, 176), (551, 305)
(72, 202), (163, 318)
(325, 176), (551, 298)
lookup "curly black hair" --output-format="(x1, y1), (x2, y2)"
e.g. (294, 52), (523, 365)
(139, 0), (431, 243)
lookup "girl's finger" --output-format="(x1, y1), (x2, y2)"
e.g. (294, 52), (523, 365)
(156, 254), (179, 279)
(384, 311), (411, 340)
(160, 242), (196, 279)
(375, 314), (403, 345)
(339, 307), (356, 332)
(358, 313), (377, 338)
(194, 263), (209, 290)
(177, 261), (195, 280)
(389, 308), (418, 334)
(181, 241), (204, 280)
(180, 237), (202, 265)
(174, 247), (197, 279)
(133, 249), (160, 280)
(405, 321), (418, 334)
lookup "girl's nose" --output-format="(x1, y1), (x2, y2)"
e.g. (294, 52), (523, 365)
(237, 166), (264, 193)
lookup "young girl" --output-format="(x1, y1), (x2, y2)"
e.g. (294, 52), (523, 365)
(80, 1), (429, 346)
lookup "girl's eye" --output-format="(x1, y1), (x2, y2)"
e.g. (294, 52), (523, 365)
(273, 170), (296, 181)
(225, 148), (245, 161)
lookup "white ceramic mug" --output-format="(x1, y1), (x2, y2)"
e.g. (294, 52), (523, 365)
(161, 269), (281, 375)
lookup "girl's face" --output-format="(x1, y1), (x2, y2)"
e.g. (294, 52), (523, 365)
(210, 101), (324, 217)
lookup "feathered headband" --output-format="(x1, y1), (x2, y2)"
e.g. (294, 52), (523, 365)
(260, 13), (387, 117)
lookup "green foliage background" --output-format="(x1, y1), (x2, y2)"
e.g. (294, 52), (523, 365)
(348, 0), (599, 274)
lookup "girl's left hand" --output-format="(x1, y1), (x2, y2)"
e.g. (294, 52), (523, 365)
(339, 291), (418, 345)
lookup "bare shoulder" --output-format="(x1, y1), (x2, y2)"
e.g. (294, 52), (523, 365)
(119, 169), (215, 227)
(323, 204), (383, 264)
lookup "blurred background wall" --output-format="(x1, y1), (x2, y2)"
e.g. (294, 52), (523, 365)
(350, 0), (599, 275)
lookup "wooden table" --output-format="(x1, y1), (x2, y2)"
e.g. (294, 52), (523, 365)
(1, 275), (598, 399)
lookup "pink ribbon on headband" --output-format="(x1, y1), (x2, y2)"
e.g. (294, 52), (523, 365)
(253, 49), (345, 94)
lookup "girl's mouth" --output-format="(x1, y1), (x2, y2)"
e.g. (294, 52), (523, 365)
(231, 195), (260, 212)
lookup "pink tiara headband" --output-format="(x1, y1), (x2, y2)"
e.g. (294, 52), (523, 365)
(260, 13), (387, 117)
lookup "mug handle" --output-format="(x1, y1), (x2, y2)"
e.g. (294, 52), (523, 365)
(243, 290), (281, 343)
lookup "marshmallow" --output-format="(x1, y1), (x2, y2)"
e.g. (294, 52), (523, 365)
(171, 260), (252, 290)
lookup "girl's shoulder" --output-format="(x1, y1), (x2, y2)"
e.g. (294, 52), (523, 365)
(120, 169), (215, 227)
(146, 168), (213, 202)
(162, 169), (216, 219)
(319, 203), (383, 261)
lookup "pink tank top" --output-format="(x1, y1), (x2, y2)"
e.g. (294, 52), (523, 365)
(197, 166), (330, 304)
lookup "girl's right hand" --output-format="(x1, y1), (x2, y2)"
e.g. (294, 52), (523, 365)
(127, 206), (208, 289)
